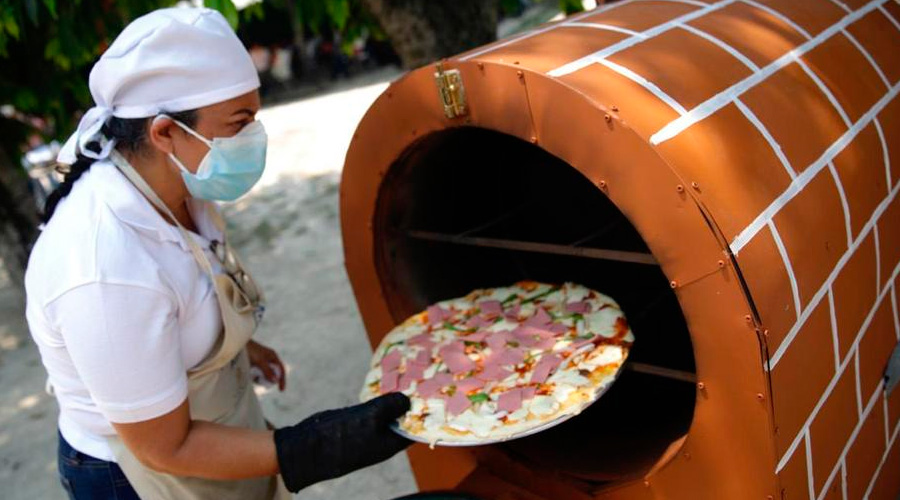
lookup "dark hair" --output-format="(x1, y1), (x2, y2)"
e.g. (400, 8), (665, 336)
(42, 109), (198, 223)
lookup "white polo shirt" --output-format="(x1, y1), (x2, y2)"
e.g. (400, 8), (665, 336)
(25, 160), (224, 462)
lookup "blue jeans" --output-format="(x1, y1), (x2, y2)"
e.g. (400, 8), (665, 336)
(57, 430), (140, 500)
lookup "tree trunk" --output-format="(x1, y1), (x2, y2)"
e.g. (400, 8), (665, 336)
(361, 0), (500, 69)
(0, 147), (39, 287)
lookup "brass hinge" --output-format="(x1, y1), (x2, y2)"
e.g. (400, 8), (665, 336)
(434, 62), (467, 119)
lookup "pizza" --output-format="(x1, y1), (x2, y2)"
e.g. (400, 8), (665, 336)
(360, 281), (635, 446)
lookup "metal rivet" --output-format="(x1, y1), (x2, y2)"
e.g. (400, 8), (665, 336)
(717, 260), (726, 268)
(517, 70), (524, 79)
(767, 496), (774, 500)
(676, 184), (685, 193)
(697, 382), (705, 390)
(669, 280), (678, 289)
(644, 480), (650, 488)
(477, 62), (484, 70)
(757, 393), (765, 401)
(611, 105), (619, 112)
(691, 181), (700, 190)
(604, 114), (611, 122)
(598, 180), (607, 189)
(513, 60), (520, 65)
(745, 315), (753, 323)
(530, 136), (538, 144)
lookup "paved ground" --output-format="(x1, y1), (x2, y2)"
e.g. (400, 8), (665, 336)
(0, 66), (419, 500)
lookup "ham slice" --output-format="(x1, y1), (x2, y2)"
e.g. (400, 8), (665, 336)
(565, 301), (591, 314)
(427, 305), (451, 325)
(447, 392), (472, 416)
(415, 378), (443, 398)
(465, 315), (493, 329)
(504, 304), (521, 321)
(380, 370), (400, 393)
(463, 330), (490, 342)
(497, 388), (523, 413)
(495, 347), (527, 367)
(398, 372), (416, 391)
(442, 350), (476, 374)
(549, 323), (569, 335)
(477, 364), (513, 382)
(414, 349), (431, 366)
(405, 362), (426, 380)
(531, 354), (563, 383)
(454, 377), (485, 393)
(486, 331), (512, 353)
(524, 307), (552, 327)
(407, 333), (436, 350)
(478, 300), (503, 317)
(381, 349), (402, 373)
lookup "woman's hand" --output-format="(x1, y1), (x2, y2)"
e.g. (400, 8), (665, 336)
(246, 340), (286, 391)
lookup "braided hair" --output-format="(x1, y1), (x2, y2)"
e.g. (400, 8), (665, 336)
(42, 109), (198, 223)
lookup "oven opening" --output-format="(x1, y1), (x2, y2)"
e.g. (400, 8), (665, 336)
(373, 127), (697, 485)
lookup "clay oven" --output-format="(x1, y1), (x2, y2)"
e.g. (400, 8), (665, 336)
(340, 0), (900, 498)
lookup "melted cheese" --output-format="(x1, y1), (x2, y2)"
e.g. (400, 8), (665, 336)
(579, 346), (624, 371)
(585, 307), (622, 338)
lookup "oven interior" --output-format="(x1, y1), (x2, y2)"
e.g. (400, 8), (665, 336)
(372, 127), (697, 484)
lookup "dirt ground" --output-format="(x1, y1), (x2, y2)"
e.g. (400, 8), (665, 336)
(0, 66), (419, 499)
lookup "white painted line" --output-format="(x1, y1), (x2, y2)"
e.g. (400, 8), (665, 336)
(841, 460), (848, 500)
(651, 0), (889, 146)
(458, 0), (625, 61)
(828, 161), (854, 247)
(677, 23), (761, 71)
(770, 178), (900, 369)
(777, 261), (899, 473)
(769, 221), (803, 320)
(863, 409), (899, 499)
(842, 29), (891, 88)
(777, 422), (807, 472)
(735, 99), (796, 179)
(829, 289), (842, 371)
(799, 59), (853, 127)
(668, 0), (710, 6)
(855, 349), (863, 415)
(596, 59), (689, 114)
(819, 458), (841, 500)
(547, 0), (738, 77)
(805, 431), (816, 499)
(875, 119), (892, 194)
(892, 285), (900, 341)
(885, 393), (891, 447)
(742, 0), (813, 39)
(829, 0), (853, 13)
(565, 22), (647, 37)
(875, 225), (883, 291)
(815, 383), (885, 500)
(730, 80), (899, 255)
(879, 5), (900, 33)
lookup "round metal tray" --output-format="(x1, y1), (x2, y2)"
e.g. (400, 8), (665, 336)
(389, 363), (625, 447)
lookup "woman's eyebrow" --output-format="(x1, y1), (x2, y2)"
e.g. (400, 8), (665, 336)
(230, 108), (256, 118)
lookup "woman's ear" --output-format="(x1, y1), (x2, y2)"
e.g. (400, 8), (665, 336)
(148, 115), (177, 155)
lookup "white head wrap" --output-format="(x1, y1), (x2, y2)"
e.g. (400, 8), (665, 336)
(57, 7), (260, 165)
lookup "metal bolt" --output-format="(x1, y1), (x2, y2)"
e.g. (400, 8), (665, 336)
(598, 180), (607, 189)
(676, 184), (685, 193)
(756, 393), (765, 401)
(691, 181), (700, 190)
(717, 260), (726, 268)
(604, 114), (611, 122)
(669, 280), (678, 289)
(530, 136), (538, 144)
(745, 315), (753, 323)
(697, 382), (705, 391)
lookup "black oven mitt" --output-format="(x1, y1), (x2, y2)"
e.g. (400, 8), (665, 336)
(273, 392), (412, 492)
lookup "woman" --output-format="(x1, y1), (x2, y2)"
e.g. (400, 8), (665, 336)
(25, 7), (409, 500)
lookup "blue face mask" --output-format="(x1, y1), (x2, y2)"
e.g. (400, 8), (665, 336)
(164, 117), (267, 202)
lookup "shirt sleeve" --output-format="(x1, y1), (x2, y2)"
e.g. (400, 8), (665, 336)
(48, 282), (188, 423)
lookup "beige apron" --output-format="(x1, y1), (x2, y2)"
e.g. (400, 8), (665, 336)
(108, 151), (292, 500)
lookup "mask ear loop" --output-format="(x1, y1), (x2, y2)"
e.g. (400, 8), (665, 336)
(154, 114), (212, 175)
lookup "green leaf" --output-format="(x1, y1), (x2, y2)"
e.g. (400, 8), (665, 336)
(25, 0), (39, 25)
(42, 0), (57, 19)
(467, 393), (489, 403)
(4, 13), (20, 40)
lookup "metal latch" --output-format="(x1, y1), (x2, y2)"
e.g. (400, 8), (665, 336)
(434, 62), (467, 119)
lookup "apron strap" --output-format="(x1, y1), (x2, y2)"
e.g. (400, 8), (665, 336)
(110, 150), (217, 279)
